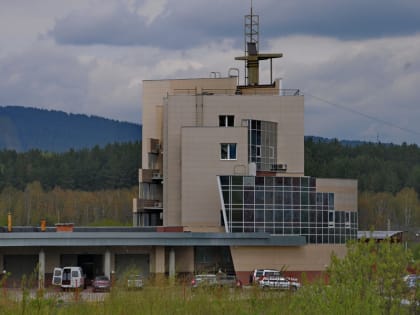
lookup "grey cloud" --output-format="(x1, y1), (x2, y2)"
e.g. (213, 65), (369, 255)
(48, 0), (243, 49)
(0, 47), (90, 111)
(260, 1), (420, 41)
(48, 0), (420, 49)
(282, 38), (420, 144)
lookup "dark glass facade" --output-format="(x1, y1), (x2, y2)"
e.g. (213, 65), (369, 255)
(246, 120), (277, 171)
(218, 175), (358, 244)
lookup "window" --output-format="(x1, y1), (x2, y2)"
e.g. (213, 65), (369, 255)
(256, 145), (261, 157)
(219, 115), (234, 127)
(221, 143), (237, 160)
(345, 211), (351, 228)
(328, 210), (335, 228)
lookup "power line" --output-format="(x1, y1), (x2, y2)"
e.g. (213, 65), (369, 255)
(303, 91), (420, 137)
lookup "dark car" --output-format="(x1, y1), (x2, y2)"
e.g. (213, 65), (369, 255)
(92, 275), (111, 292)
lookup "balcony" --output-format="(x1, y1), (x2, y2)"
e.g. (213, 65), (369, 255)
(149, 138), (161, 154)
(137, 199), (163, 211)
(139, 169), (162, 183)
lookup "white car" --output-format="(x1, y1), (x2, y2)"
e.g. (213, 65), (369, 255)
(127, 275), (144, 289)
(259, 276), (301, 291)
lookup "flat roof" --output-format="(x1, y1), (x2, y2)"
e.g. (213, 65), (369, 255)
(0, 231), (306, 247)
(357, 230), (403, 239)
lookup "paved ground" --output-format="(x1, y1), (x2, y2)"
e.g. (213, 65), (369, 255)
(2, 287), (109, 303)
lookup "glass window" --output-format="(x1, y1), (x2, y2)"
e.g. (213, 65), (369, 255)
(255, 210), (264, 222)
(255, 191), (264, 204)
(232, 191), (243, 204)
(232, 176), (243, 186)
(328, 211), (335, 228)
(219, 115), (234, 127)
(256, 145), (261, 157)
(284, 210), (292, 222)
(265, 191), (273, 204)
(284, 192), (291, 205)
(220, 176), (229, 186)
(221, 143), (237, 160)
(265, 210), (273, 221)
(232, 210), (243, 221)
(244, 190), (254, 204)
(243, 176), (254, 187)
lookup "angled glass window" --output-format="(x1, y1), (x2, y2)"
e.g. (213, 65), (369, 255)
(220, 143), (237, 160)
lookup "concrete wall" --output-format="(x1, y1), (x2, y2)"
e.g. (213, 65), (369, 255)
(181, 127), (248, 228)
(316, 178), (358, 212)
(230, 244), (347, 283)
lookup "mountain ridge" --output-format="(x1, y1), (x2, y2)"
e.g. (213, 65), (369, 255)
(0, 106), (141, 152)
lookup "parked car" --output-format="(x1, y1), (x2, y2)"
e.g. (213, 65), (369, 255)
(92, 275), (111, 292)
(127, 274), (144, 289)
(252, 269), (281, 284)
(259, 276), (301, 291)
(191, 274), (242, 289)
(404, 274), (419, 290)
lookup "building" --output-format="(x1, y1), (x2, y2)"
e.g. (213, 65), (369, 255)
(132, 8), (358, 281)
(0, 8), (357, 287)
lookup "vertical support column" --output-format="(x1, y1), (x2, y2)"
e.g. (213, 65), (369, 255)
(104, 249), (111, 279)
(38, 249), (45, 289)
(169, 247), (175, 278)
(154, 246), (165, 283)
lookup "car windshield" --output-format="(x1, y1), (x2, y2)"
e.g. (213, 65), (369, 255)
(95, 276), (109, 281)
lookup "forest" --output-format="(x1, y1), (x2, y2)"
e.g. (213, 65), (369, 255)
(0, 139), (419, 231)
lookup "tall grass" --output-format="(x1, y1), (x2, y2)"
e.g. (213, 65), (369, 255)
(0, 280), (297, 315)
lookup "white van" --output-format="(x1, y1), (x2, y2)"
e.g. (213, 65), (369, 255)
(52, 266), (86, 290)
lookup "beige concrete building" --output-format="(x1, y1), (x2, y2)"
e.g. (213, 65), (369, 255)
(133, 9), (358, 282)
(0, 9), (357, 288)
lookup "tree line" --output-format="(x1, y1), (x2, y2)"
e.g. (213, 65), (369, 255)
(0, 139), (419, 229)
(0, 142), (141, 191)
(305, 138), (420, 194)
(305, 138), (420, 232)
(0, 142), (141, 226)
(0, 182), (136, 226)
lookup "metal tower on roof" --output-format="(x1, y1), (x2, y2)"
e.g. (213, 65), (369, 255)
(245, 2), (259, 57)
(236, 2), (282, 86)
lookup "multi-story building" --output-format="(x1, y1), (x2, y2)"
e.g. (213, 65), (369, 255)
(133, 8), (358, 280)
(0, 9), (358, 288)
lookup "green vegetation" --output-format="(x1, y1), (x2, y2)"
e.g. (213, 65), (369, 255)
(0, 142), (141, 191)
(0, 184), (137, 226)
(1, 138), (420, 228)
(0, 239), (418, 315)
(305, 138), (420, 194)
(306, 138), (420, 231)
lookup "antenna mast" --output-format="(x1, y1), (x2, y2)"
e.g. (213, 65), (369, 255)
(244, 1), (259, 85)
(236, 1), (282, 86)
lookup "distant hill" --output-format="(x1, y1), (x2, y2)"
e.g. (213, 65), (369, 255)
(304, 135), (375, 147)
(0, 106), (141, 152)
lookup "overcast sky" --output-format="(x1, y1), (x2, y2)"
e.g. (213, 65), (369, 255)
(1, 0), (419, 144)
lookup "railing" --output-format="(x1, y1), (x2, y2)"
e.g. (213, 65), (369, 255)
(279, 89), (301, 96)
(173, 88), (236, 95)
(171, 88), (301, 96)
(137, 199), (163, 210)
